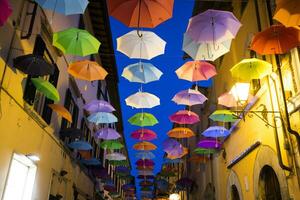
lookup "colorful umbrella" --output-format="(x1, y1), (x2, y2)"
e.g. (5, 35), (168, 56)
(48, 104), (72, 122)
(167, 147), (188, 159)
(87, 112), (118, 124)
(218, 92), (238, 108)
(169, 110), (199, 124)
(273, 0), (300, 27)
(163, 158), (183, 164)
(94, 128), (121, 140)
(202, 126), (230, 138)
(117, 30), (166, 60)
(197, 139), (221, 149)
(105, 152), (126, 161)
(128, 112), (158, 127)
(116, 166), (130, 175)
(68, 60), (108, 81)
(125, 91), (160, 108)
(186, 9), (242, 43)
(209, 109), (237, 122)
(108, 160), (129, 166)
(131, 128), (157, 141)
(136, 159), (155, 166)
(31, 78), (60, 102)
(230, 58), (273, 81)
(182, 33), (232, 61)
(133, 141), (157, 150)
(175, 61), (217, 82)
(250, 25), (300, 55)
(193, 148), (217, 155)
(0, 0), (12, 26)
(122, 62), (163, 83)
(13, 54), (54, 76)
(84, 100), (115, 113)
(100, 140), (123, 150)
(68, 140), (92, 150)
(35, 0), (89, 15)
(80, 158), (101, 166)
(53, 28), (100, 56)
(172, 88), (207, 106)
(59, 128), (83, 138)
(167, 127), (195, 138)
(135, 151), (156, 160)
(162, 138), (182, 153)
(108, 0), (174, 28)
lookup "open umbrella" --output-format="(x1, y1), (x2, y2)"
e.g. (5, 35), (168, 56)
(84, 100), (115, 113)
(122, 62), (163, 83)
(116, 166), (130, 175)
(105, 152), (126, 161)
(68, 140), (92, 150)
(35, 0), (88, 15)
(108, 160), (129, 166)
(273, 0), (300, 27)
(202, 126), (230, 138)
(68, 60), (108, 81)
(194, 148), (217, 155)
(133, 141), (157, 150)
(167, 147), (188, 159)
(209, 110), (237, 122)
(13, 54), (54, 76)
(117, 30), (166, 60)
(172, 88), (207, 106)
(0, 0), (12, 26)
(128, 112), (158, 127)
(108, 0), (174, 28)
(48, 104), (72, 122)
(100, 140), (123, 150)
(218, 92), (238, 108)
(94, 128), (121, 140)
(135, 151), (155, 159)
(125, 91), (160, 108)
(169, 110), (199, 124)
(80, 158), (101, 166)
(31, 78), (60, 102)
(87, 112), (118, 124)
(163, 158), (183, 164)
(162, 138), (182, 153)
(197, 139), (221, 149)
(167, 127), (195, 138)
(53, 28), (100, 56)
(136, 159), (155, 166)
(131, 128), (157, 141)
(250, 25), (300, 55)
(175, 61), (217, 82)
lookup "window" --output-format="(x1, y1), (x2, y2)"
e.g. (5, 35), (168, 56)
(81, 118), (91, 142)
(3, 153), (37, 200)
(97, 80), (109, 100)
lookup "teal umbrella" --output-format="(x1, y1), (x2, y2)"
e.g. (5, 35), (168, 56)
(35, 0), (89, 15)
(87, 112), (118, 124)
(31, 78), (60, 102)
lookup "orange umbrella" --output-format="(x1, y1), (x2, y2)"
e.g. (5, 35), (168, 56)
(133, 141), (157, 151)
(107, 0), (174, 28)
(68, 60), (108, 81)
(78, 150), (92, 160)
(48, 104), (72, 122)
(250, 25), (300, 55)
(188, 155), (208, 163)
(167, 127), (195, 138)
(167, 147), (188, 159)
(273, 0), (300, 27)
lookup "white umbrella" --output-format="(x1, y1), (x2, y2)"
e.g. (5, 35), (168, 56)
(117, 30), (166, 60)
(105, 152), (126, 161)
(125, 91), (160, 109)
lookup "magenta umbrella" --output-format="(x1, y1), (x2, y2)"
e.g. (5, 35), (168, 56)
(172, 88), (207, 106)
(84, 100), (115, 113)
(197, 139), (221, 149)
(94, 127), (121, 140)
(136, 159), (155, 167)
(169, 110), (200, 124)
(163, 138), (182, 153)
(186, 9), (242, 43)
(0, 0), (12, 26)
(131, 128), (157, 141)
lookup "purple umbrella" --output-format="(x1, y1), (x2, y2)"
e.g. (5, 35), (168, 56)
(116, 166), (130, 173)
(162, 138), (183, 153)
(94, 127), (121, 140)
(172, 89), (207, 106)
(197, 139), (221, 149)
(84, 100), (115, 113)
(202, 126), (230, 138)
(0, 0), (12, 26)
(186, 9), (242, 43)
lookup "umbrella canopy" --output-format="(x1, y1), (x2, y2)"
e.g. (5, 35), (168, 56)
(218, 92), (238, 108)
(84, 100), (115, 113)
(59, 128), (83, 138)
(230, 58), (273, 81)
(125, 91), (160, 108)
(80, 158), (101, 166)
(197, 139), (221, 149)
(202, 126), (230, 138)
(0, 0), (12, 26)
(133, 141), (157, 150)
(53, 28), (100, 56)
(167, 147), (188, 159)
(194, 148), (217, 155)
(136, 159), (155, 166)
(100, 140), (124, 150)
(68, 141), (92, 150)
(172, 88), (207, 106)
(87, 112), (118, 124)
(135, 151), (156, 159)
(35, 0), (88, 15)
(186, 9), (242, 43)
(182, 33), (232, 61)
(131, 128), (157, 141)
(48, 104), (72, 122)
(116, 166), (130, 174)
(108, 0), (174, 28)
(68, 60), (108, 81)
(175, 60), (217, 82)
(117, 30), (166, 60)
(189, 155), (209, 163)
(273, 0), (300, 27)
(122, 62), (163, 84)
(13, 54), (54, 76)
(31, 78), (60, 102)
(94, 128), (121, 140)
(108, 160), (129, 166)
(163, 158), (183, 164)
(167, 127), (195, 138)
(162, 138), (182, 153)
(209, 110), (237, 122)
(250, 25), (300, 55)
(105, 152), (127, 161)
(128, 112), (158, 127)
(169, 110), (199, 124)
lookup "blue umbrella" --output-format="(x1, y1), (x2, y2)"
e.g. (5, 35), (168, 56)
(163, 158), (183, 164)
(35, 0), (89, 15)
(87, 112), (118, 124)
(80, 158), (101, 166)
(68, 141), (92, 150)
(201, 126), (230, 138)
(135, 151), (156, 159)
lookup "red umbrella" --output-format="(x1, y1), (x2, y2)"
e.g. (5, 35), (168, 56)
(136, 159), (155, 166)
(131, 128), (157, 141)
(0, 0), (12, 26)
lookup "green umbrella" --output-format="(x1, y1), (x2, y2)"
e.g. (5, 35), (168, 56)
(128, 112), (158, 127)
(100, 140), (123, 150)
(209, 110), (238, 122)
(31, 78), (60, 102)
(230, 58), (272, 81)
(193, 148), (217, 155)
(108, 160), (129, 166)
(53, 28), (100, 56)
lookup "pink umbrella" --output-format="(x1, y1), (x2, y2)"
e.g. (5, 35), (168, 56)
(197, 139), (221, 149)
(131, 128), (157, 141)
(136, 159), (155, 167)
(94, 128), (121, 140)
(172, 88), (207, 106)
(0, 0), (12, 26)
(175, 61), (217, 82)
(169, 110), (200, 124)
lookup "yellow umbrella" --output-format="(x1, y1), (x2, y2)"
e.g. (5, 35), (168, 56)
(133, 141), (157, 151)
(167, 127), (195, 138)
(273, 0), (300, 27)
(48, 104), (72, 122)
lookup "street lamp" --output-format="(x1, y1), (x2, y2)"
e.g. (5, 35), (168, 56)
(169, 193), (180, 200)
(230, 82), (250, 104)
